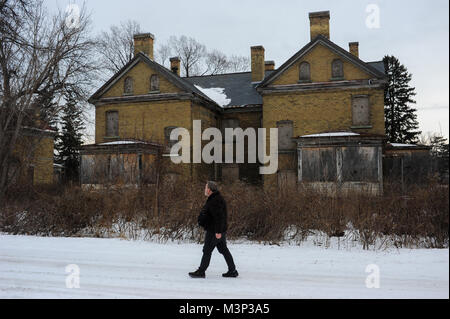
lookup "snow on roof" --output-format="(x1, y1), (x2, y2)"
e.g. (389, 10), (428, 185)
(99, 140), (146, 145)
(194, 85), (231, 107)
(390, 143), (418, 147)
(22, 126), (57, 133)
(301, 132), (360, 138)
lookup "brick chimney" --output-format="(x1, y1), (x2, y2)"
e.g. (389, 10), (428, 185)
(133, 33), (154, 59)
(265, 60), (275, 71)
(349, 42), (359, 58)
(251, 45), (265, 82)
(170, 57), (180, 76)
(309, 11), (330, 40)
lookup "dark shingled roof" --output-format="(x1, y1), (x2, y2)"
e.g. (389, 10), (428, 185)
(367, 61), (386, 74)
(184, 71), (274, 108)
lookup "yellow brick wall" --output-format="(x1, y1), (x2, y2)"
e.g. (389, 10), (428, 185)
(33, 136), (54, 184)
(95, 100), (192, 144)
(102, 61), (180, 98)
(272, 43), (372, 85)
(13, 134), (54, 185)
(96, 100), (192, 179)
(191, 102), (219, 181)
(263, 88), (385, 137)
(262, 88), (385, 186)
(95, 99), (223, 181)
(222, 110), (261, 130)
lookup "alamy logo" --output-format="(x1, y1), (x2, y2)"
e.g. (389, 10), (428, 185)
(65, 264), (80, 288)
(65, 4), (80, 29)
(365, 264), (380, 288)
(168, 120), (279, 174)
(365, 4), (381, 29)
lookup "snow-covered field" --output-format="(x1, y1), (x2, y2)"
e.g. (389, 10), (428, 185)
(0, 234), (448, 299)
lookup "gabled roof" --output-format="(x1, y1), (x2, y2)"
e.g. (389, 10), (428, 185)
(257, 35), (386, 88)
(367, 61), (385, 75)
(88, 52), (218, 107)
(185, 71), (274, 107)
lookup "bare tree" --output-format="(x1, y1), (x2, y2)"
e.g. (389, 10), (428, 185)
(202, 50), (229, 75)
(168, 35), (206, 77)
(0, 0), (96, 200)
(163, 36), (250, 76)
(227, 55), (250, 73)
(155, 42), (172, 69)
(96, 20), (141, 77)
(95, 23), (250, 77)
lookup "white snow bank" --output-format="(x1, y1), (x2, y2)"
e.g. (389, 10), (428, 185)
(195, 85), (231, 107)
(0, 234), (447, 299)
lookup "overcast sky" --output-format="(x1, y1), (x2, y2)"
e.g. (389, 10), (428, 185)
(46, 0), (449, 141)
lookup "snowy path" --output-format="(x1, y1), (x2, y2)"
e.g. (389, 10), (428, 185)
(0, 234), (448, 298)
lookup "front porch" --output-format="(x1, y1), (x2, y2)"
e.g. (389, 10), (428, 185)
(79, 140), (162, 189)
(296, 132), (385, 195)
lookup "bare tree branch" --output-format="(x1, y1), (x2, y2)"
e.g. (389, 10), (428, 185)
(95, 20), (141, 78)
(0, 0), (97, 199)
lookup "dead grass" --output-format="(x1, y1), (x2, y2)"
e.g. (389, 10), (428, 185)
(1, 179), (448, 249)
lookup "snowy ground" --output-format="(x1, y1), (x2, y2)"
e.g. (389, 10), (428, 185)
(0, 234), (448, 299)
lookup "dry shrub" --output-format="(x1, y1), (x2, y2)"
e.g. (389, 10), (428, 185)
(0, 179), (448, 249)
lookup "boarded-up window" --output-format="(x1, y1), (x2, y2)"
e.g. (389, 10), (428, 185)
(299, 62), (311, 82)
(341, 146), (378, 182)
(124, 76), (133, 95)
(352, 95), (370, 126)
(150, 74), (159, 91)
(301, 147), (337, 182)
(331, 59), (344, 79)
(277, 120), (295, 150)
(106, 111), (119, 137)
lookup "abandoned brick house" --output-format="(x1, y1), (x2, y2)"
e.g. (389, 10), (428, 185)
(9, 123), (56, 186)
(81, 11), (406, 193)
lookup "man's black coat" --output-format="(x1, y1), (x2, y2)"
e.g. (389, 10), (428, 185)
(198, 191), (228, 234)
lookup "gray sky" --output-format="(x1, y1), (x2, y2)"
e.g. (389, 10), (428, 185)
(46, 0), (449, 141)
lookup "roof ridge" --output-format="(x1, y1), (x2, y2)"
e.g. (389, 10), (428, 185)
(184, 71), (252, 78)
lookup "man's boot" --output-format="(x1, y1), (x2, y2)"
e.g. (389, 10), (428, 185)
(222, 269), (239, 278)
(189, 269), (206, 278)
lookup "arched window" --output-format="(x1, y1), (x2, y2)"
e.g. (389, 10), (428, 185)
(123, 76), (133, 95)
(331, 59), (344, 79)
(299, 62), (311, 82)
(150, 74), (159, 92)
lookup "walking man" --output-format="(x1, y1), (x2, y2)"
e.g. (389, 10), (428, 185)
(189, 181), (238, 278)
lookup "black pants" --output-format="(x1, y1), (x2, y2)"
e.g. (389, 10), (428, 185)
(199, 231), (236, 272)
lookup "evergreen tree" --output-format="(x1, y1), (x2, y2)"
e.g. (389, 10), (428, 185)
(383, 55), (421, 143)
(55, 91), (85, 183)
(429, 134), (449, 158)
